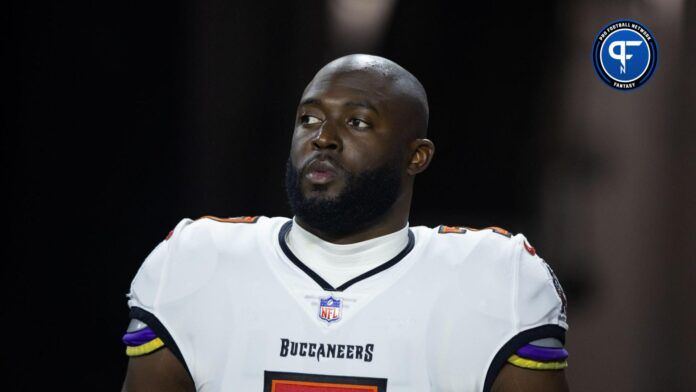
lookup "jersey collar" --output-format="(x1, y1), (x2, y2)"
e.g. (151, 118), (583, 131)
(278, 220), (416, 292)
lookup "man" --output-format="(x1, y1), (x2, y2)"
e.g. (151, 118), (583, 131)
(122, 54), (569, 391)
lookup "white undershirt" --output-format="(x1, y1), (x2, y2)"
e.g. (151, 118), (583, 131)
(285, 218), (410, 288)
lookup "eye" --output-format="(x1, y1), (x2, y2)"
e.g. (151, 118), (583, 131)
(348, 118), (370, 129)
(300, 115), (322, 125)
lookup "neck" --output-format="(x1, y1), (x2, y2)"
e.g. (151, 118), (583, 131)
(295, 189), (412, 244)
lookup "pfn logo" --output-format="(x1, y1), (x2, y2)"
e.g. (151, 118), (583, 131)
(593, 20), (657, 90)
(608, 40), (642, 74)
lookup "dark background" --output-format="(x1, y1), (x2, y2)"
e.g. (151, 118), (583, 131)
(6, 0), (694, 390)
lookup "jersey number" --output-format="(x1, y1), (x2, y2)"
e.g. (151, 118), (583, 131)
(264, 371), (387, 391)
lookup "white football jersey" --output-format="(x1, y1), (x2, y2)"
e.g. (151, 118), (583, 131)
(127, 216), (568, 392)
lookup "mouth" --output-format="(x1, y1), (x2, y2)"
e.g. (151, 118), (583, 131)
(304, 159), (340, 185)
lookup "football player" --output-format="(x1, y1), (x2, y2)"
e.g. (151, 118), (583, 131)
(122, 54), (569, 391)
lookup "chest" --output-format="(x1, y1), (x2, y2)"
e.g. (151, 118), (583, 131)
(180, 254), (507, 392)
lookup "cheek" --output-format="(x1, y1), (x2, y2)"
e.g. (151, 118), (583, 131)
(344, 134), (404, 169)
(289, 130), (310, 163)
(340, 144), (387, 173)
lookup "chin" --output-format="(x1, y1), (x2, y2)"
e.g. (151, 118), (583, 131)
(303, 190), (340, 202)
(303, 183), (344, 200)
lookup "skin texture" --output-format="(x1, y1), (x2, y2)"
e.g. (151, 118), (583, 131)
(122, 54), (568, 391)
(492, 364), (569, 392)
(121, 348), (194, 392)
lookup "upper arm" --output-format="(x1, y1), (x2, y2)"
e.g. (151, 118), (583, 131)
(485, 233), (570, 391)
(122, 347), (195, 392)
(491, 364), (569, 392)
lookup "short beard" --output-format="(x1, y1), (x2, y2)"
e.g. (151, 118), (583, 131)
(284, 157), (402, 238)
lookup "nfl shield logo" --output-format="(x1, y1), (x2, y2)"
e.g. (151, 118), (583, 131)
(319, 296), (342, 323)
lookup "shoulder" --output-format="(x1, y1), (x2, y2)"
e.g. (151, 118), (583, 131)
(179, 214), (272, 240)
(458, 225), (568, 330)
(417, 224), (520, 265)
(425, 224), (543, 265)
(127, 215), (289, 310)
(422, 224), (569, 390)
(166, 215), (292, 251)
(422, 223), (567, 327)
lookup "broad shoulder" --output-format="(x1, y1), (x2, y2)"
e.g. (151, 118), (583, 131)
(412, 224), (530, 266)
(127, 215), (289, 309)
(416, 223), (569, 332)
(165, 215), (288, 250)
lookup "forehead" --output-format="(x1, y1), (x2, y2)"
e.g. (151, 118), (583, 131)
(300, 69), (398, 109)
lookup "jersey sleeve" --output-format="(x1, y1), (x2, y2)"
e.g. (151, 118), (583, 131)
(127, 218), (194, 312)
(123, 215), (265, 384)
(123, 218), (195, 374)
(513, 233), (568, 331)
(504, 234), (569, 365)
(484, 233), (569, 390)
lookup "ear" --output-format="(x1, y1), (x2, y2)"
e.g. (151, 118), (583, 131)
(407, 138), (435, 175)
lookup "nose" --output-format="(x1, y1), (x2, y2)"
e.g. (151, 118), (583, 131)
(312, 123), (341, 151)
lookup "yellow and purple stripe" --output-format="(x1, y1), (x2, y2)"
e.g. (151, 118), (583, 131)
(507, 344), (568, 370)
(123, 327), (164, 357)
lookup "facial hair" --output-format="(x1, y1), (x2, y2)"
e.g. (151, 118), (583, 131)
(284, 157), (402, 238)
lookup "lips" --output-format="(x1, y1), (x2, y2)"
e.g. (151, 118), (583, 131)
(304, 158), (340, 184)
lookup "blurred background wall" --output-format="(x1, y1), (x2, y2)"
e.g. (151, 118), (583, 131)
(6, 0), (694, 390)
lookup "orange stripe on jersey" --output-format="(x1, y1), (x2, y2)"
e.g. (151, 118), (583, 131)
(438, 225), (467, 234)
(465, 226), (512, 238)
(199, 215), (259, 223)
(438, 225), (512, 237)
(272, 380), (378, 392)
(483, 226), (511, 237)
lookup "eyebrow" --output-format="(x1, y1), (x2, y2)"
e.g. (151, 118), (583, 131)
(300, 98), (379, 114)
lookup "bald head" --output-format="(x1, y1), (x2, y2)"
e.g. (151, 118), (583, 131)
(305, 54), (429, 138)
(288, 54), (435, 241)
